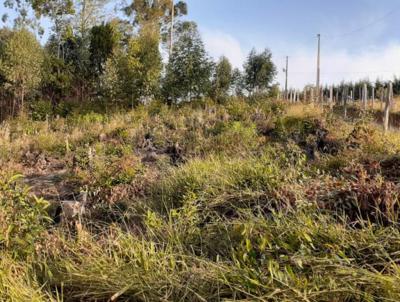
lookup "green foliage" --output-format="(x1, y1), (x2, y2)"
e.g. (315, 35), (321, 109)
(89, 21), (120, 77)
(41, 52), (74, 103)
(244, 48), (277, 95)
(0, 175), (50, 258)
(0, 29), (44, 110)
(35, 208), (400, 302)
(211, 56), (233, 102)
(30, 99), (53, 121)
(124, 0), (187, 28)
(102, 25), (162, 105)
(163, 21), (213, 103)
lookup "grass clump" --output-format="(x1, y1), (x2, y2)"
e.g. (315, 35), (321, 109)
(153, 148), (305, 216)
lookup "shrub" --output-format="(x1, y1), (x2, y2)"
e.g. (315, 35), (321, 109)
(54, 101), (75, 118)
(0, 175), (50, 258)
(30, 100), (53, 121)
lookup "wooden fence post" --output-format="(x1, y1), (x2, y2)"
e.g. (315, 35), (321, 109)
(384, 82), (393, 133)
(362, 83), (367, 111)
(371, 87), (375, 109)
(343, 88), (348, 118)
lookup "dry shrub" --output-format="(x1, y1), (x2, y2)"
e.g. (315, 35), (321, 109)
(381, 155), (400, 183)
(307, 164), (400, 224)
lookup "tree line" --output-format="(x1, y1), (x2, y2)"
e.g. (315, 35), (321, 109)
(0, 0), (278, 120)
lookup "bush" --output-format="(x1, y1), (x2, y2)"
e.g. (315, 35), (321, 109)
(30, 100), (53, 121)
(0, 175), (50, 258)
(54, 101), (75, 118)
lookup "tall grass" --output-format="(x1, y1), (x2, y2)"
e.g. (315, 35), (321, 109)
(1, 98), (400, 301)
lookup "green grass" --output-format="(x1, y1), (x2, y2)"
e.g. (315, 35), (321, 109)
(1, 98), (400, 301)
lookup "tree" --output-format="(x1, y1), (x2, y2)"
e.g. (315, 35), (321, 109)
(122, 24), (162, 104)
(124, 0), (187, 28)
(72, 0), (110, 100)
(211, 56), (233, 101)
(243, 48), (276, 95)
(102, 24), (162, 106)
(0, 28), (13, 119)
(75, 0), (109, 39)
(0, 29), (43, 113)
(101, 52), (121, 102)
(162, 21), (213, 104)
(89, 21), (121, 79)
(231, 68), (245, 97)
(0, 28), (13, 86)
(3, 0), (75, 45)
(124, 0), (187, 52)
(41, 48), (74, 104)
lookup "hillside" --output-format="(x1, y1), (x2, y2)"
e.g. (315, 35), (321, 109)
(1, 98), (400, 301)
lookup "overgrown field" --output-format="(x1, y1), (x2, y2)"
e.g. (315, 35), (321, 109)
(1, 98), (400, 301)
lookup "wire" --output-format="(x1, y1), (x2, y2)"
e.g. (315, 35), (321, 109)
(288, 70), (399, 75)
(326, 6), (400, 40)
(275, 5), (400, 59)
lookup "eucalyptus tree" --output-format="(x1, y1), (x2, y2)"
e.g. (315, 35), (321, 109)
(101, 21), (162, 106)
(211, 56), (233, 101)
(244, 48), (277, 96)
(163, 21), (213, 104)
(0, 29), (43, 113)
(124, 0), (187, 52)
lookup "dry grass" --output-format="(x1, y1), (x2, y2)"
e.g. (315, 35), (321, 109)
(1, 98), (400, 301)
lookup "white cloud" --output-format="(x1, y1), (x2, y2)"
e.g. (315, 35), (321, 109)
(201, 29), (246, 69)
(200, 28), (400, 90)
(277, 43), (400, 89)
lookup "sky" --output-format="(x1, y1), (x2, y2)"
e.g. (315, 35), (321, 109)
(185, 0), (400, 89)
(1, 0), (400, 89)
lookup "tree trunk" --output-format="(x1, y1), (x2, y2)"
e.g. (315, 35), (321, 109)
(21, 86), (25, 115)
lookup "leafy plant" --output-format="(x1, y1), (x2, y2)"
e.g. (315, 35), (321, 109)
(0, 175), (50, 258)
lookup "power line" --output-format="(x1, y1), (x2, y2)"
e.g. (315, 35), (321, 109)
(327, 6), (400, 40)
(288, 70), (400, 75)
(275, 5), (400, 60)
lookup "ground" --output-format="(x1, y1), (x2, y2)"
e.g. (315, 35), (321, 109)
(1, 99), (400, 301)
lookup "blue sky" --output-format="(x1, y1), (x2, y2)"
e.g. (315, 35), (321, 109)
(1, 0), (400, 88)
(185, 0), (400, 88)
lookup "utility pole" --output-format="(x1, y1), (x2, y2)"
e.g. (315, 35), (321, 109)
(316, 34), (321, 102)
(169, 0), (175, 57)
(284, 56), (289, 101)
